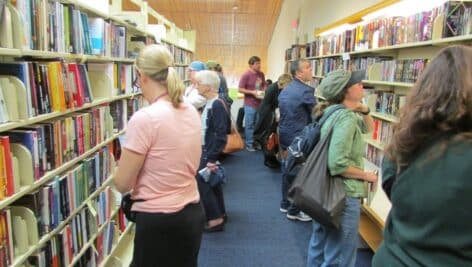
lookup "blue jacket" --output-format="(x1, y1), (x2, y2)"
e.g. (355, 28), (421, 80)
(278, 78), (316, 149)
(203, 98), (231, 162)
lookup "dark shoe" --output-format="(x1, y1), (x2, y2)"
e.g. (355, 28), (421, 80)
(204, 222), (225, 233)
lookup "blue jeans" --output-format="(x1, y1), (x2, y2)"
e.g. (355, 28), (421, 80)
(244, 105), (257, 147)
(280, 158), (299, 214)
(306, 197), (361, 267)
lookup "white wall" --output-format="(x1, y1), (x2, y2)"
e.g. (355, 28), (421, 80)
(267, 0), (384, 80)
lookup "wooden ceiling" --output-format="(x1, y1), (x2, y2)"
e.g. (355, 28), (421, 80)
(148, 0), (283, 85)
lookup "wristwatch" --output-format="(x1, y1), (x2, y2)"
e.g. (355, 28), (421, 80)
(361, 107), (370, 115)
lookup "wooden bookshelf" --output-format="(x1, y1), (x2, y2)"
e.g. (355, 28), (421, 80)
(0, 130), (125, 211)
(11, 174), (118, 267)
(359, 206), (384, 251)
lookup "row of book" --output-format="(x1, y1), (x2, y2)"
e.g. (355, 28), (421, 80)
(162, 41), (194, 65)
(0, 144), (119, 266)
(370, 118), (394, 145)
(175, 66), (189, 82)
(365, 144), (384, 170)
(0, 106), (114, 199)
(285, 44), (307, 61)
(309, 56), (428, 85)
(0, 61), (137, 124)
(364, 89), (407, 117)
(0, 0), (128, 58)
(365, 58), (429, 83)
(302, 1), (472, 58)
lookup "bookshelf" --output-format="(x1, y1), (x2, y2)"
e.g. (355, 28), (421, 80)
(0, 0), (192, 265)
(285, 0), (472, 251)
(11, 175), (117, 267)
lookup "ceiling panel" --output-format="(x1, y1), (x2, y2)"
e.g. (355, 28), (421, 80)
(149, 0), (283, 86)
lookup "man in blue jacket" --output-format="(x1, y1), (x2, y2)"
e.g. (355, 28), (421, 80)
(278, 59), (316, 221)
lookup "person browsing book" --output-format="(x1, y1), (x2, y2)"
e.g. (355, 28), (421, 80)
(194, 70), (231, 232)
(113, 44), (204, 267)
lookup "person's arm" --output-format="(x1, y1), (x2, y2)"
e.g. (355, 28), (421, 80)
(353, 103), (374, 133)
(328, 112), (377, 183)
(206, 101), (229, 162)
(114, 148), (145, 193)
(113, 111), (151, 193)
(186, 87), (207, 109)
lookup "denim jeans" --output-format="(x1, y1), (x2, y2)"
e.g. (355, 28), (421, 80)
(306, 197), (361, 267)
(244, 105), (257, 147)
(280, 159), (299, 214)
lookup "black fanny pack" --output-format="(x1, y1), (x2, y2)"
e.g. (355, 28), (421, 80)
(121, 193), (145, 222)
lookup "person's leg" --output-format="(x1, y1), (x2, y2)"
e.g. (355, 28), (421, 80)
(339, 197), (361, 267)
(321, 197), (361, 267)
(213, 184), (226, 216)
(244, 105), (257, 149)
(132, 203), (204, 267)
(236, 107), (245, 134)
(197, 175), (225, 221)
(306, 221), (329, 267)
(280, 159), (290, 212)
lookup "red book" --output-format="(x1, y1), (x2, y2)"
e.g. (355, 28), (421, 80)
(0, 137), (14, 196)
(68, 63), (85, 107)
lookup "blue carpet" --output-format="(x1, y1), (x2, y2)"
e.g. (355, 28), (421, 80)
(198, 150), (373, 267)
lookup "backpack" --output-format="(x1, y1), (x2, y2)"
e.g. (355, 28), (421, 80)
(285, 105), (345, 179)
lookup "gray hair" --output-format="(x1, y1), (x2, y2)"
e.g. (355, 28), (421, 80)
(195, 70), (220, 93)
(290, 59), (310, 77)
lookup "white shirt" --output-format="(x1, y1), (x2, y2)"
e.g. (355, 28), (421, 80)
(184, 84), (207, 109)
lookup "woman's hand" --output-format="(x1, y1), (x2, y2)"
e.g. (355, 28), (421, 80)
(206, 162), (218, 172)
(363, 171), (378, 183)
(352, 102), (369, 114)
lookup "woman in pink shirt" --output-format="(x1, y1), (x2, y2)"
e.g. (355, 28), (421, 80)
(114, 44), (204, 267)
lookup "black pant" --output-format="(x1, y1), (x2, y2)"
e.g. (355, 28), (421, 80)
(131, 202), (204, 267)
(197, 176), (226, 220)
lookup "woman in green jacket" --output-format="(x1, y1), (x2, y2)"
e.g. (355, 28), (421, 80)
(373, 45), (472, 266)
(306, 69), (378, 267)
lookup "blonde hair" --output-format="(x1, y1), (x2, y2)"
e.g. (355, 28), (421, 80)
(135, 44), (184, 108)
(277, 73), (292, 88)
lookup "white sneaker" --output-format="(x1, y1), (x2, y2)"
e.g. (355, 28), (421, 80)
(286, 211), (312, 222)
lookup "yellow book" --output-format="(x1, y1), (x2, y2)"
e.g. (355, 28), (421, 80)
(47, 62), (66, 112)
(0, 144), (6, 200)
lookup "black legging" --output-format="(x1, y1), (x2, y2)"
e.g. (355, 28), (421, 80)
(131, 202), (204, 267)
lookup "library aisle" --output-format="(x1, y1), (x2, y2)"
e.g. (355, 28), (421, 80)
(122, 148), (375, 266)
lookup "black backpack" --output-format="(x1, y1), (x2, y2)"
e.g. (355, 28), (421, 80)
(285, 105), (345, 179)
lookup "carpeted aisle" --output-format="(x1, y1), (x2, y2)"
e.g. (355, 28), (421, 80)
(197, 150), (373, 267)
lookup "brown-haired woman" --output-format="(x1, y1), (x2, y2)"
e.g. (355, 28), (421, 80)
(373, 45), (472, 266)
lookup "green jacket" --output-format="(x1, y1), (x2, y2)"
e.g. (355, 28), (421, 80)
(320, 105), (369, 198)
(373, 137), (472, 266)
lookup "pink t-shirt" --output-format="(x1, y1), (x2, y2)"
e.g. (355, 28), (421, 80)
(124, 100), (202, 213)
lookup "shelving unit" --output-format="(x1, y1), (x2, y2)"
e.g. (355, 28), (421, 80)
(0, 0), (193, 265)
(11, 174), (117, 267)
